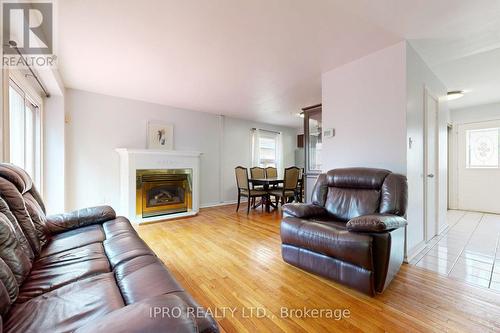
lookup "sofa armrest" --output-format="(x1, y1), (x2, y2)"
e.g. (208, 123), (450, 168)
(46, 205), (116, 234)
(346, 214), (407, 233)
(282, 203), (327, 218)
(75, 294), (200, 333)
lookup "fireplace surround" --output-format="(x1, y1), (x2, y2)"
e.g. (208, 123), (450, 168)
(116, 148), (201, 224)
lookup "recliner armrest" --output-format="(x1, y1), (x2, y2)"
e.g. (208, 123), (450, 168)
(346, 214), (407, 233)
(282, 203), (327, 218)
(46, 205), (116, 234)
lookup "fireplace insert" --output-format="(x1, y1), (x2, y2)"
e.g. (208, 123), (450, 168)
(136, 169), (193, 218)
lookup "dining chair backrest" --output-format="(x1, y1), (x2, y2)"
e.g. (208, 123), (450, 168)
(284, 167), (300, 190)
(235, 166), (249, 190)
(250, 167), (265, 179)
(265, 167), (278, 179)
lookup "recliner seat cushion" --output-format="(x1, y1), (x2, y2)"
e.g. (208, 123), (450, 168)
(104, 233), (154, 268)
(17, 243), (111, 302)
(103, 217), (137, 239)
(40, 224), (106, 257)
(74, 294), (198, 333)
(281, 217), (373, 270)
(114, 255), (183, 304)
(4, 273), (124, 333)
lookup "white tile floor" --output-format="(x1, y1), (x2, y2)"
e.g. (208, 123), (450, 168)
(410, 210), (500, 292)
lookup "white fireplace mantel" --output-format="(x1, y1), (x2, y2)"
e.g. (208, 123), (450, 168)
(116, 148), (202, 224)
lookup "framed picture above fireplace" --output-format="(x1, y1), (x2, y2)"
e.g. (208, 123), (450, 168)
(147, 121), (174, 150)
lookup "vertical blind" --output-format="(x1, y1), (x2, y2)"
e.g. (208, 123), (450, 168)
(8, 79), (42, 189)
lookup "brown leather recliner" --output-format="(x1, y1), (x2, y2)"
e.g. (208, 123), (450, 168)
(0, 163), (219, 333)
(281, 168), (408, 295)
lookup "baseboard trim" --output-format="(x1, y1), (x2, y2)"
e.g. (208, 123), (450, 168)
(200, 200), (238, 209)
(405, 240), (426, 264)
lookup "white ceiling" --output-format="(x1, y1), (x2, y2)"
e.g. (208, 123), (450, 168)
(57, 0), (500, 127)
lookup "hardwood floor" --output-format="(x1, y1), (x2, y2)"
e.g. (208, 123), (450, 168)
(136, 204), (500, 333)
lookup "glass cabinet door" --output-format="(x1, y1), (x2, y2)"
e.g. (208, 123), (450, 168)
(302, 104), (322, 203)
(304, 106), (322, 174)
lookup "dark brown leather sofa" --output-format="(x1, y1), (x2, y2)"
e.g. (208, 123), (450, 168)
(0, 163), (219, 333)
(281, 168), (408, 295)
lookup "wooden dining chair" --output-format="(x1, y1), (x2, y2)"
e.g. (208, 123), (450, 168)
(268, 167), (300, 206)
(249, 167), (266, 206)
(296, 168), (304, 202)
(265, 167), (278, 178)
(235, 166), (268, 214)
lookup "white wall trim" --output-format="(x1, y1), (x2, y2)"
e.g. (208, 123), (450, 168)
(406, 240), (427, 263)
(200, 200), (238, 209)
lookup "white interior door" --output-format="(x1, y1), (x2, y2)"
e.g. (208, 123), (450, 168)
(457, 120), (500, 213)
(424, 90), (439, 242)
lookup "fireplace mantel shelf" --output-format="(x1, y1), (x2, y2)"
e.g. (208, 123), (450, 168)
(116, 148), (201, 224)
(116, 148), (202, 157)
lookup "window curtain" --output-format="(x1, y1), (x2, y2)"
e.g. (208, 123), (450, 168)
(276, 131), (283, 177)
(251, 128), (283, 176)
(251, 128), (261, 167)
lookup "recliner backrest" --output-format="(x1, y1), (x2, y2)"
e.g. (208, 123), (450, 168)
(311, 168), (407, 221)
(0, 163), (50, 313)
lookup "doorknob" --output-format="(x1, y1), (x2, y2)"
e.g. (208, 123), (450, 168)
(427, 174), (434, 178)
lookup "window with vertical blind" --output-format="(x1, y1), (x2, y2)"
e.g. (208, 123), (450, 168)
(8, 79), (43, 189)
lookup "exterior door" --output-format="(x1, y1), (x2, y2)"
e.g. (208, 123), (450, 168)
(457, 120), (500, 213)
(424, 90), (439, 242)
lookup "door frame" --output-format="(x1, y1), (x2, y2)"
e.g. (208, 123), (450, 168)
(423, 87), (439, 242)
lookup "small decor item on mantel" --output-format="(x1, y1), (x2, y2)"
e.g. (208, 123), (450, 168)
(147, 121), (174, 150)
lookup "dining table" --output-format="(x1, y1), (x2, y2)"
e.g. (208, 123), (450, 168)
(249, 177), (283, 212)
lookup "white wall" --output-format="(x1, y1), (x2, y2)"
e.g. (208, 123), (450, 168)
(64, 89), (297, 211)
(406, 43), (449, 257)
(321, 42), (407, 173)
(43, 94), (66, 214)
(321, 41), (449, 260)
(451, 102), (500, 124)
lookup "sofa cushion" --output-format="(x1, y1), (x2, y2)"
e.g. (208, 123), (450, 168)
(23, 193), (49, 248)
(104, 233), (154, 268)
(46, 206), (116, 234)
(0, 258), (18, 314)
(326, 168), (390, 189)
(114, 255), (183, 304)
(281, 217), (373, 270)
(17, 243), (111, 302)
(0, 178), (41, 256)
(103, 217), (137, 239)
(4, 273), (124, 333)
(40, 224), (105, 257)
(379, 173), (408, 216)
(282, 203), (327, 218)
(0, 198), (33, 261)
(0, 213), (32, 286)
(74, 294), (198, 333)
